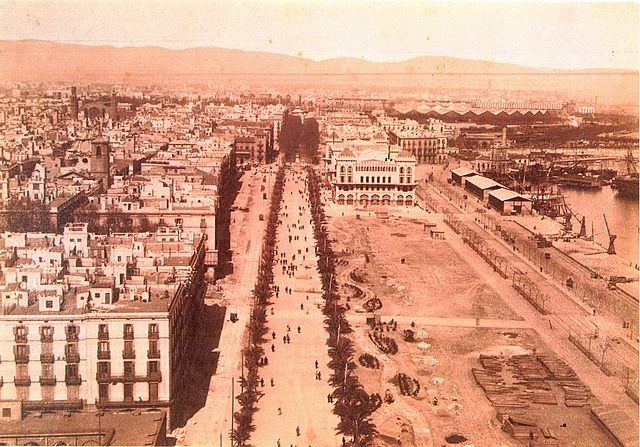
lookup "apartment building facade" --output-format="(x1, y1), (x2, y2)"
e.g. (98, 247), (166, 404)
(388, 129), (448, 164)
(0, 232), (207, 429)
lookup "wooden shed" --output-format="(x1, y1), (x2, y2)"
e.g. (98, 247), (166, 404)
(450, 167), (478, 186)
(488, 188), (532, 215)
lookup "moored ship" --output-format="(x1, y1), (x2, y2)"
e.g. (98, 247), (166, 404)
(613, 148), (639, 198)
(613, 173), (639, 198)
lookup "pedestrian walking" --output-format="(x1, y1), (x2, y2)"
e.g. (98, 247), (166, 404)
(286, 334), (290, 343)
(272, 331), (276, 339)
(271, 378), (274, 387)
(271, 344), (275, 352)
(315, 360), (318, 369)
(296, 426), (300, 437)
(260, 378), (264, 387)
(297, 326), (301, 333)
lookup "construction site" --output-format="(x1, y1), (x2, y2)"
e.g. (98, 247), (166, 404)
(323, 164), (638, 446)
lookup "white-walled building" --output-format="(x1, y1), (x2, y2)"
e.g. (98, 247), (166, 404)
(0, 229), (208, 429)
(388, 129), (448, 164)
(331, 145), (417, 206)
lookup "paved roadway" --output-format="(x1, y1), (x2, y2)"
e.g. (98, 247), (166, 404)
(180, 166), (274, 446)
(252, 165), (341, 447)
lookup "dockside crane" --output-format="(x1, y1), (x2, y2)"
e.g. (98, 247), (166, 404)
(561, 198), (587, 238)
(603, 214), (617, 255)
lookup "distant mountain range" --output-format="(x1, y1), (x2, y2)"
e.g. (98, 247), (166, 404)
(1, 40), (637, 106)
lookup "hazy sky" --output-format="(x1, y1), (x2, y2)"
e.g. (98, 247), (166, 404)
(0, 1), (638, 70)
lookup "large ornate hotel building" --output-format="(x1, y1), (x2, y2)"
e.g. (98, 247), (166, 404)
(326, 142), (417, 206)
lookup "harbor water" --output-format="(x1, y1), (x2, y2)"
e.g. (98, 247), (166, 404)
(562, 186), (639, 266)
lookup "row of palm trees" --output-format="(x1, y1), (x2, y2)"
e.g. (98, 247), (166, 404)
(231, 164), (286, 446)
(306, 166), (379, 446)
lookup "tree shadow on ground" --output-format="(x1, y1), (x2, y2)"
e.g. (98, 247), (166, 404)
(172, 303), (227, 428)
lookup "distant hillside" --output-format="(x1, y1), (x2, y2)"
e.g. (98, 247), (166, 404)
(0, 40), (637, 105)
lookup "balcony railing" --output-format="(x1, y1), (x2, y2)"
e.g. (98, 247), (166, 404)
(148, 331), (159, 340)
(98, 371), (161, 383)
(15, 376), (31, 386)
(40, 353), (55, 363)
(147, 349), (160, 359)
(122, 350), (136, 360)
(97, 351), (111, 360)
(109, 372), (136, 383)
(96, 373), (111, 383)
(40, 334), (54, 343)
(15, 333), (28, 343)
(147, 371), (162, 382)
(66, 332), (79, 342)
(98, 331), (110, 340)
(123, 331), (134, 340)
(14, 353), (29, 364)
(65, 353), (80, 363)
(65, 375), (82, 385)
(96, 398), (171, 409)
(39, 376), (57, 386)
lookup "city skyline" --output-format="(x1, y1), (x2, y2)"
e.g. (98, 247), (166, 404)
(0, 2), (638, 445)
(0, 0), (638, 70)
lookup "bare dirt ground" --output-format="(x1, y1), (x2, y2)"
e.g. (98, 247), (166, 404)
(330, 214), (520, 320)
(351, 323), (614, 447)
(326, 200), (621, 447)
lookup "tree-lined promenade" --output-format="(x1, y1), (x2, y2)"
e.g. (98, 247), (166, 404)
(251, 165), (340, 446)
(235, 163), (378, 446)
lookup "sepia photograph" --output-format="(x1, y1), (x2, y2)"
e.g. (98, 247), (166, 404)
(0, 1), (638, 446)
